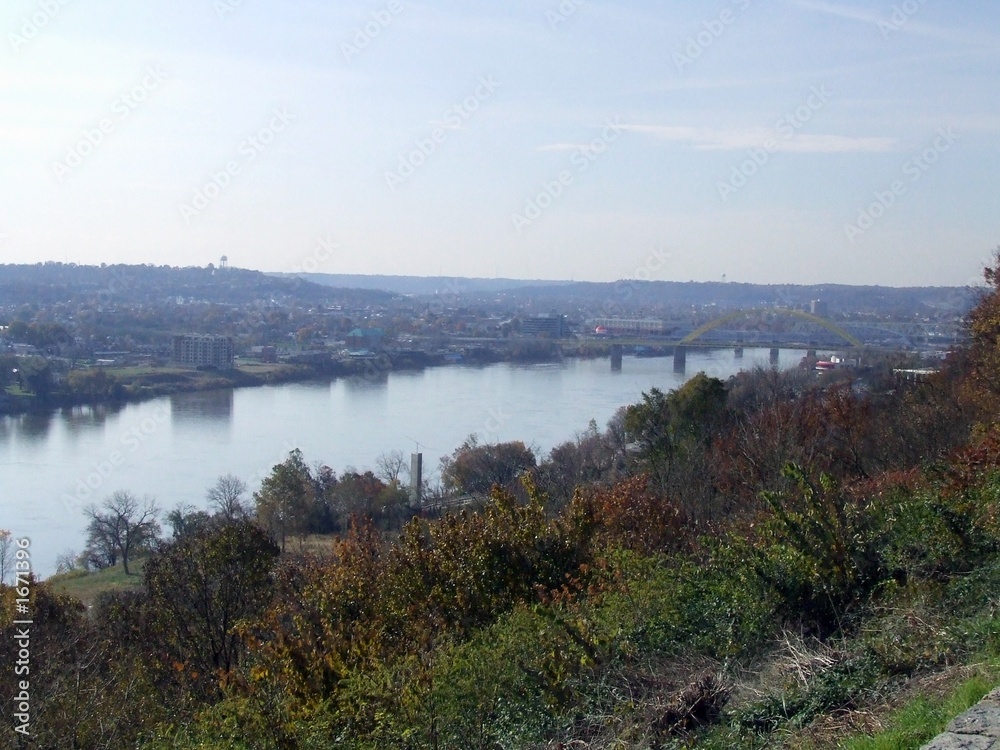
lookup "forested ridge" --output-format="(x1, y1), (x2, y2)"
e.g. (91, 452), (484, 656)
(6, 256), (1000, 748)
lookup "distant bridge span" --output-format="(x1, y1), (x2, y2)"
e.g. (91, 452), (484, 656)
(678, 309), (863, 348)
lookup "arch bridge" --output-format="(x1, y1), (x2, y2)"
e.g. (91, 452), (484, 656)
(678, 308), (862, 348)
(604, 308), (862, 372)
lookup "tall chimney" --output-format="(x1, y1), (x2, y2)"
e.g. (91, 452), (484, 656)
(409, 452), (423, 508)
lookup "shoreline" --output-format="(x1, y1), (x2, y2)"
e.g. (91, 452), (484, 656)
(0, 343), (609, 419)
(0, 340), (795, 420)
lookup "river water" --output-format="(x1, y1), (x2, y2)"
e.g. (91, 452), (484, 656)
(0, 348), (806, 575)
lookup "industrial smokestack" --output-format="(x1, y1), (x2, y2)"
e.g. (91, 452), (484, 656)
(409, 452), (422, 508)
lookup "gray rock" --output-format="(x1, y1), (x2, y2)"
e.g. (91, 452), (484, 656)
(919, 731), (997, 749)
(947, 706), (1000, 738)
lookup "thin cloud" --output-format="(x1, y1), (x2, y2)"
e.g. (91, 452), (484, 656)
(786, 0), (1000, 45)
(786, 0), (878, 25)
(622, 124), (897, 153)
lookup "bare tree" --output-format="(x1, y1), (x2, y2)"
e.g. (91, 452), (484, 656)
(0, 530), (14, 584)
(55, 549), (79, 574)
(375, 450), (408, 486)
(83, 491), (161, 575)
(206, 474), (249, 521)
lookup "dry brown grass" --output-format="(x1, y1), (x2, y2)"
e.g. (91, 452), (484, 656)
(726, 629), (849, 708)
(532, 655), (729, 750)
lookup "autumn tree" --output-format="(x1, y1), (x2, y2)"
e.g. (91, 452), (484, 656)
(334, 470), (395, 527)
(624, 373), (728, 497)
(440, 436), (537, 497)
(963, 247), (1000, 418)
(536, 419), (619, 507)
(17, 356), (53, 400)
(144, 520), (280, 692)
(165, 503), (214, 539)
(83, 491), (160, 575)
(254, 449), (312, 552)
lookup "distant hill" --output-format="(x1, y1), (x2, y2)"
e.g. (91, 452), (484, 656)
(278, 272), (975, 317)
(499, 280), (976, 316)
(274, 273), (575, 296)
(1, 264), (974, 319)
(0, 263), (397, 307)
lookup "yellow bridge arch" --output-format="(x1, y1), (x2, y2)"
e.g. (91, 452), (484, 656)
(678, 309), (863, 348)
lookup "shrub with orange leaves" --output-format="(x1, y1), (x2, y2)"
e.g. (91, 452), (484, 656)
(583, 475), (687, 555)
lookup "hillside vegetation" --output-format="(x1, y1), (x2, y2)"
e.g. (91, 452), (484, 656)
(5, 254), (1000, 749)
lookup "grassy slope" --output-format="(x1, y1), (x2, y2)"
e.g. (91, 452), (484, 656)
(47, 557), (147, 606)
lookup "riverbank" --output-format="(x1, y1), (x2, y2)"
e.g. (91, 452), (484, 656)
(0, 350), (453, 417)
(0, 342), (618, 418)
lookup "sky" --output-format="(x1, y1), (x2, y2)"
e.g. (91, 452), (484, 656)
(1, 0), (998, 287)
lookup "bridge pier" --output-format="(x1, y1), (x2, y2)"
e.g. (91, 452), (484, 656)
(673, 345), (687, 373)
(610, 344), (623, 371)
(770, 347), (780, 365)
(806, 349), (816, 358)
(734, 346), (743, 359)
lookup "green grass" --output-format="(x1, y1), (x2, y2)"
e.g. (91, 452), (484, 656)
(234, 362), (293, 375)
(47, 557), (148, 606)
(104, 365), (188, 377)
(842, 670), (997, 750)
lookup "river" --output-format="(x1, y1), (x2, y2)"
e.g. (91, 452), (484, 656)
(0, 348), (807, 576)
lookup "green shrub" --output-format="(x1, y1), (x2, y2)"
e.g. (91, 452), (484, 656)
(736, 653), (881, 733)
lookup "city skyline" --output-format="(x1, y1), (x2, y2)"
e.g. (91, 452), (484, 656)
(2, 0), (999, 286)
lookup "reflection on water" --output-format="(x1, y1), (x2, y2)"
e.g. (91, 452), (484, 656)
(342, 373), (389, 391)
(292, 379), (332, 391)
(60, 403), (122, 435)
(6, 412), (54, 444)
(171, 389), (234, 422)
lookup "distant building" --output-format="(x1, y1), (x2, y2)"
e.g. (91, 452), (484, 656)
(346, 328), (384, 352)
(521, 313), (567, 338)
(173, 334), (234, 369)
(249, 345), (278, 363)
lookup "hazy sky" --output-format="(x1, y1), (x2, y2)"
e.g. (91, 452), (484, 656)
(2, 1), (998, 286)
